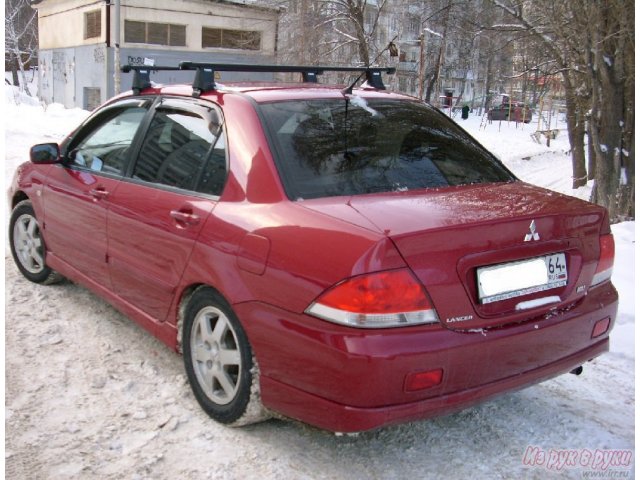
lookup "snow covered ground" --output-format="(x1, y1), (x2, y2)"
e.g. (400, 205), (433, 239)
(3, 85), (635, 479)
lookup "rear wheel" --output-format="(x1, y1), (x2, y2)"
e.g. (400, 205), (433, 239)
(9, 200), (62, 284)
(183, 287), (269, 426)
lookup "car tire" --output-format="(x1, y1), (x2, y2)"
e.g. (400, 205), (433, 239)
(183, 287), (270, 426)
(9, 199), (63, 285)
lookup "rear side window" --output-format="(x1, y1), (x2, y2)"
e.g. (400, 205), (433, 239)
(258, 98), (516, 199)
(133, 105), (227, 196)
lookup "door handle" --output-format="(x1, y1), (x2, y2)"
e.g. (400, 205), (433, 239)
(90, 188), (109, 200)
(170, 210), (200, 226)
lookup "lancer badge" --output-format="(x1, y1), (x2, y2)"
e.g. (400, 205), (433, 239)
(524, 220), (540, 241)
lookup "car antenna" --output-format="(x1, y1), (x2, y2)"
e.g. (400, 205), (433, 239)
(342, 72), (365, 96)
(342, 36), (398, 96)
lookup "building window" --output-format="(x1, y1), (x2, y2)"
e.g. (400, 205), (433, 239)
(125, 21), (145, 43)
(84, 10), (101, 39)
(202, 27), (261, 50)
(364, 8), (376, 26)
(83, 87), (101, 111)
(124, 20), (186, 46)
(409, 18), (420, 35)
(169, 25), (186, 46)
(148, 23), (168, 45)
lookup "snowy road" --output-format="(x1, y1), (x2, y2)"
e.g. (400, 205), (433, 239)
(4, 259), (634, 479)
(4, 90), (635, 479)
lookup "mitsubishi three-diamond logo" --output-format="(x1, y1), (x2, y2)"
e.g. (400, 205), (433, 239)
(524, 220), (540, 241)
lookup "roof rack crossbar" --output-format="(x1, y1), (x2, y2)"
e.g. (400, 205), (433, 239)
(121, 63), (396, 95)
(179, 62), (395, 92)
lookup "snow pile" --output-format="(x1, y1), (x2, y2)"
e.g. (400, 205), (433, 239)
(453, 110), (593, 201)
(4, 84), (89, 189)
(608, 221), (635, 359)
(5, 83), (41, 107)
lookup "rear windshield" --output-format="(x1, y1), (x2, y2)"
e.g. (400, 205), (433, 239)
(258, 97), (516, 200)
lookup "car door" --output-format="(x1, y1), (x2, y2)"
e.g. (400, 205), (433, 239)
(43, 98), (152, 287)
(107, 97), (227, 321)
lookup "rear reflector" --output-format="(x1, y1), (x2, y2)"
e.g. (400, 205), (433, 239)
(591, 234), (615, 286)
(405, 369), (443, 392)
(591, 317), (610, 338)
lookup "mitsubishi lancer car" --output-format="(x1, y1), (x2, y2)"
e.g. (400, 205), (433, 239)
(8, 63), (617, 433)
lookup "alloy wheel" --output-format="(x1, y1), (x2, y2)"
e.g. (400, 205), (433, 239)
(13, 213), (45, 274)
(190, 306), (242, 405)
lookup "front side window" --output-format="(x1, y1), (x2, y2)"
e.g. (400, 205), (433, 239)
(68, 105), (148, 174)
(259, 98), (516, 200)
(132, 105), (226, 195)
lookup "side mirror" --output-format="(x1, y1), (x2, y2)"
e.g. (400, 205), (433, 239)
(30, 143), (61, 164)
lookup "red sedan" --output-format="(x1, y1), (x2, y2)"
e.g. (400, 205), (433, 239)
(8, 63), (617, 433)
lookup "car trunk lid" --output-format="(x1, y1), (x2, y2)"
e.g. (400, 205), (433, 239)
(343, 182), (605, 330)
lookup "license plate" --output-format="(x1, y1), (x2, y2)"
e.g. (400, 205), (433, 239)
(477, 253), (568, 304)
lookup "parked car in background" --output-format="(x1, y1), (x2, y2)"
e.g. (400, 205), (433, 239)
(8, 63), (616, 433)
(488, 102), (532, 123)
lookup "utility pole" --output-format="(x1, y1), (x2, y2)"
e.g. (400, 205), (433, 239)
(531, 66), (539, 108)
(425, 0), (452, 104)
(418, 31), (425, 100)
(114, 0), (121, 94)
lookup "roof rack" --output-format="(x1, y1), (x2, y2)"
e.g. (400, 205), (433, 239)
(122, 63), (396, 97)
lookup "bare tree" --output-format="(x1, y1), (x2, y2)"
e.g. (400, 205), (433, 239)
(320, 0), (390, 66)
(5, 0), (38, 93)
(423, 0), (452, 103)
(271, 0), (328, 65)
(582, 0), (634, 220)
(490, 0), (635, 221)
(271, 0), (392, 68)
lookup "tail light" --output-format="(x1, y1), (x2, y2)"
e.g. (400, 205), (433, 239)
(591, 234), (615, 286)
(305, 268), (439, 328)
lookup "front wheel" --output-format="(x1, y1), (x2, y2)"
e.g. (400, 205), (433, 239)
(183, 287), (269, 426)
(9, 200), (62, 284)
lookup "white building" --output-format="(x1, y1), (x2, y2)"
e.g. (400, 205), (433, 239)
(33, 0), (280, 109)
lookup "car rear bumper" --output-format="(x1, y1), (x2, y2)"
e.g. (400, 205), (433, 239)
(259, 338), (607, 432)
(235, 282), (617, 432)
